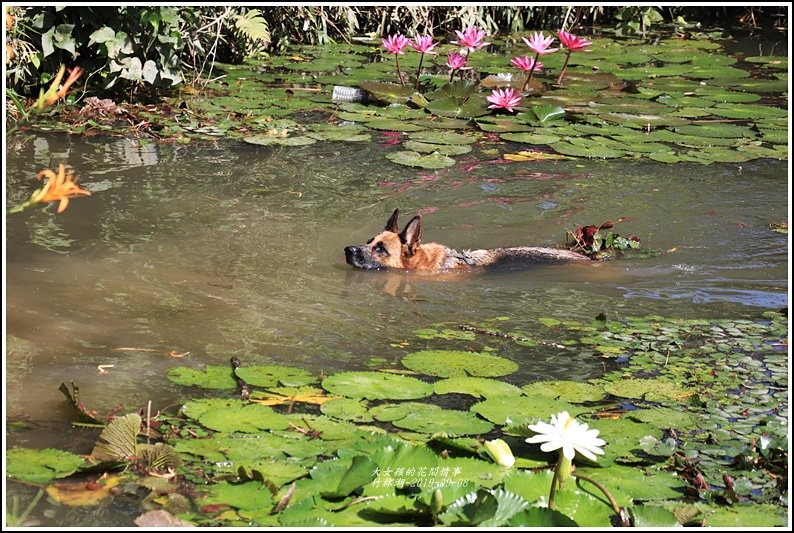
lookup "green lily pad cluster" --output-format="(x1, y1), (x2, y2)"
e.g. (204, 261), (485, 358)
(6, 311), (786, 527)
(143, 33), (787, 168)
(31, 31), (786, 168)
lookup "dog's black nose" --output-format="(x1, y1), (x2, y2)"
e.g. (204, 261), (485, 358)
(344, 246), (359, 264)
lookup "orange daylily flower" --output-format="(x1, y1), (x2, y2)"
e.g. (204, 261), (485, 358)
(33, 164), (91, 213)
(35, 64), (84, 111)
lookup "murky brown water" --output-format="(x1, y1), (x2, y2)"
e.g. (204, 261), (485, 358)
(4, 132), (789, 523)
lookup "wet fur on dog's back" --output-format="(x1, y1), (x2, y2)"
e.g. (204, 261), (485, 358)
(344, 208), (591, 271)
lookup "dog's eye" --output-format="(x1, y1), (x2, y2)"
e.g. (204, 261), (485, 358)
(374, 243), (388, 255)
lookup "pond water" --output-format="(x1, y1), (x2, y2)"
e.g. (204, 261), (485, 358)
(3, 130), (790, 524)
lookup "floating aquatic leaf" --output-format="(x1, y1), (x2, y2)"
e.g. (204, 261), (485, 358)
(167, 366), (238, 389)
(46, 475), (122, 507)
(550, 488), (615, 527)
(390, 406), (494, 436)
(360, 81), (415, 104)
(242, 135), (317, 146)
(627, 406), (698, 429)
(408, 131), (477, 145)
(322, 371), (433, 400)
(521, 380), (607, 403)
(604, 378), (694, 401)
(425, 94), (491, 119)
(6, 448), (87, 483)
(249, 386), (338, 406)
(552, 140), (627, 158)
(198, 403), (291, 433)
(435, 377), (523, 398)
(403, 140), (472, 156)
(402, 350), (518, 378)
(321, 397), (373, 422)
(305, 130), (372, 142)
(471, 396), (582, 426)
(235, 365), (318, 387)
(673, 123), (755, 138)
(385, 150), (456, 169)
(508, 506), (578, 526)
(199, 480), (275, 511)
(502, 150), (568, 162)
(639, 435), (677, 457)
(364, 119), (425, 132)
(628, 505), (682, 527)
(500, 132), (561, 145)
(438, 487), (529, 526)
(370, 401), (435, 422)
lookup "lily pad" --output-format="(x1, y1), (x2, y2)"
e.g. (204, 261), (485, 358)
(242, 134), (317, 146)
(408, 131), (477, 145)
(235, 365), (317, 387)
(6, 448), (87, 483)
(601, 378), (693, 402)
(403, 140), (472, 156)
(321, 371), (434, 400)
(197, 402), (291, 433)
(361, 81), (416, 104)
(385, 150), (457, 169)
(370, 401), (436, 422)
(425, 94), (491, 119)
(500, 132), (561, 145)
(521, 380), (607, 403)
(552, 141), (627, 159)
(321, 397), (373, 423)
(167, 365), (237, 389)
(434, 377), (523, 398)
(401, 350), (518, 378)
(471, 396), (583, 425)
(363, 119), (425, 132)
(389, 405), (494, 435)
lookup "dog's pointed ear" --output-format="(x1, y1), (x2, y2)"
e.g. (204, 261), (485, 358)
(385, 208), (400, 233)
(399, 215), (423, 255)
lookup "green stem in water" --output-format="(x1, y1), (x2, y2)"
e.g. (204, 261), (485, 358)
(414, 53), (425, 90)
(556, 49), (572, 85)
(573, 473), (621, 516)
(395, 55), (405, 86)
(522, 51), (541, 91)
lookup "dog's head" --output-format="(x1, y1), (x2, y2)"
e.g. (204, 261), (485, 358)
(344, 208), (423, 270)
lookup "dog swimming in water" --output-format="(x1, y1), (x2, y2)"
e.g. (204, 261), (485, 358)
(344, 208), (592, 272)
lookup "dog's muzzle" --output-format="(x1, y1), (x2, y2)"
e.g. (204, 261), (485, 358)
(345, 245), (379, 270)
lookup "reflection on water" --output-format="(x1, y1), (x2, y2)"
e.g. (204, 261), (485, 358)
(4, 133), (789, 523)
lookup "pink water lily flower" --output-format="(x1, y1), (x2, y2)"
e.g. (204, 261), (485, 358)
(487, 88), (522, 113)
(409, 35), (438, 89)
(557, 30), (592, 52)
(555, 30), (593, 85)
(511, 55), (544, 91)
(382, 33), (410, 86)
(446, 51), (472, 82)
(451, 25), (490, 52)
(511, 56), (543, 72)
(409, 35), (438, 54)
(522, 31), (559, 55)
(518, 31), (558, 91)
(382, 33), (410, 55)
(446, 51), (469, 70)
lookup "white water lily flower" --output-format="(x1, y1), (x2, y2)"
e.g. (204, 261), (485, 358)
(526, 411), (606, 462)
(484, 438), (516, 467)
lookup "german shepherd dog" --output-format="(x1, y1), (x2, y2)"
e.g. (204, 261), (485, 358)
(344, 208), (591, 271)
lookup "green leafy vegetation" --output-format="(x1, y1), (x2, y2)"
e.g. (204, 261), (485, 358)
(6, 311), (786, 527)
(6, 8), (787, 169)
